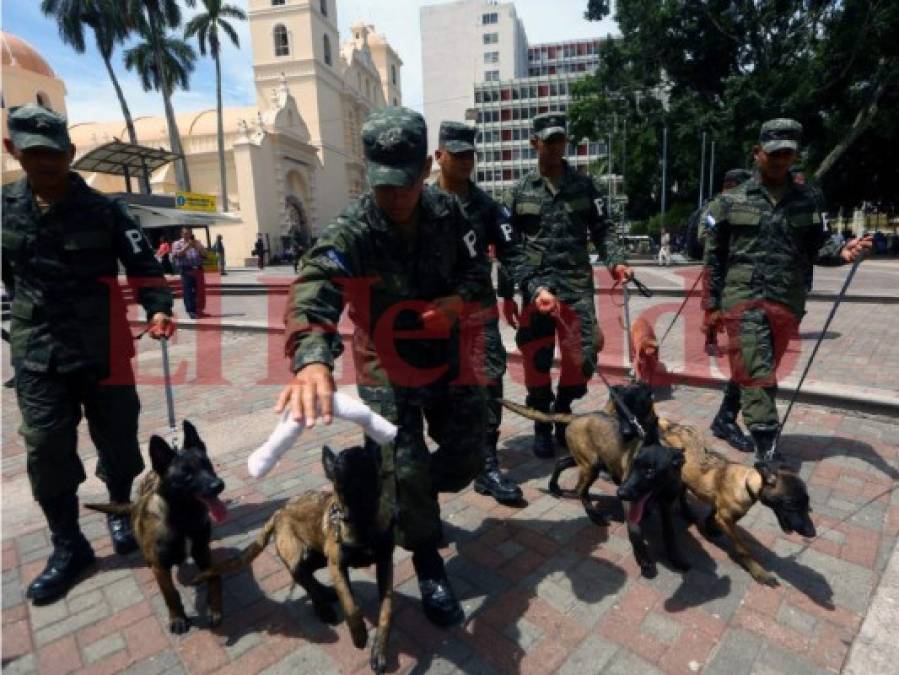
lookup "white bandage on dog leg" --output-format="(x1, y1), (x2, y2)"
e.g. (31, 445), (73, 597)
(332, 392), (398, 444)
(246, 393), (398, 478)
(247, 408), (303, 478)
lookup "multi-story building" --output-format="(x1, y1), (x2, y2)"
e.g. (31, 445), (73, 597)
(420, 0), (528, 153)
(472, 38), (609, 195)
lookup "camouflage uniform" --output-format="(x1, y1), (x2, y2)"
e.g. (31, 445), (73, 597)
(506, 113), (625, 437)
(284, 109), (490, 550)
(2, 111), (172, 502)
(704, 119), (845, 457)
(428, 120), (527, 504)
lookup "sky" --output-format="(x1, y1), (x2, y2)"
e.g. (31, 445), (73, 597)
(2, 0), (618, 125)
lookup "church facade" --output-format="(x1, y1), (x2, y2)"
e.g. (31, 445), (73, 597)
(1, 0), (403, 263)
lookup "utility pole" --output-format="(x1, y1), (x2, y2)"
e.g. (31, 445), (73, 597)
(709, 140), (716, 197)
(661, 124), (668, 229)
(607, 114), (614, 221)
(699, 131), (707, 207)
(621, 116), (627, 230)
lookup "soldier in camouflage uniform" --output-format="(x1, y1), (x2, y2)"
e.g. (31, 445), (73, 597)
(2, 105), (174, 605)
(505, 113), (632, 457)
(695, 168), (756, 453)
(428, 121), (525, 505)
(703, 119), (871, 463)
(278, 107), (489, 627)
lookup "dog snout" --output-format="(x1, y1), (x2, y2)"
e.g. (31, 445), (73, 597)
(616, 485), (636, 500)
(797, 517), (816, 539)
(209, 477), (225, 496)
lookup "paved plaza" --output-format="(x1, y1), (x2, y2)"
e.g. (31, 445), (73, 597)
(2, 261), (897, 674)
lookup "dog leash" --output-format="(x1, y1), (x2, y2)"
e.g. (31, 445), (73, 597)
(594, 367), (646, 441)
(613, 276), (653, 378)
(657, 270), (704, 349)
(134, 329), (179, 449)
(772, 254), (865, 457)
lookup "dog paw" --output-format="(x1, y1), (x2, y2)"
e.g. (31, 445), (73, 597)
(209, 611), (222, 627)
(370, 641), (388, 674)
(753, 570), (779, 587)
(639, 561), (658, 579)
(348, 614), (368, 649)
(169, 616), (191, 634)
(314, 602), (339, 625)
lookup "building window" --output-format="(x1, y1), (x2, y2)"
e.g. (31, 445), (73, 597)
(484, 51), (499, 64)
(272, 0), (285, 5)
(391, 64), (397, 85)
(323, 34), (332, 66)
(482, 12), (498, 25)
(320, 0), (328, 16)
(485, 70), (499, 82)
(483, 32), (498, 44)
(36, 92), (51, 109)
(393, 97), (398, 106)
(273, 24), (289, 56)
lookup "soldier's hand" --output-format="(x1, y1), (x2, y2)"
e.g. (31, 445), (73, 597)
(147, 312), (175, 339)
(841, 235), (873, 263)
(613, 265), (633, 282)
(533, 288), (558, 315)
(275, 363), (334, 427)
(702, 310), (723, 334)
(421, 295), (464, 331)
(502, 298), (520, 328)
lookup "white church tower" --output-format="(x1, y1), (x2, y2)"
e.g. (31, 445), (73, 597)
(248, 0), (403, 228)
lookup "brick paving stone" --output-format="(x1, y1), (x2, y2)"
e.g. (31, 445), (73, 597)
(704, 628), (763, 675)
(260, 644), (341, 675)
(82, 633), (126, 664)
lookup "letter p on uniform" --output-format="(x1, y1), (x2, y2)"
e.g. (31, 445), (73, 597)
(463, 229), (478, 258)
(125, 229), (144, 254)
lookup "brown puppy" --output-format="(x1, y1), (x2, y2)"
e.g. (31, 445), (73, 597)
(658, 419), (816, 586)
(87, 421), (227, 633)
(193, 445), (394, 675)
(630, 316), (660, 385)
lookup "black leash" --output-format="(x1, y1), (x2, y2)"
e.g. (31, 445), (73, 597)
(134, 329), (179, 449)
(594, 367), (646, 441)
(772, 254), (865, 455)
(657, 270), (704, 348)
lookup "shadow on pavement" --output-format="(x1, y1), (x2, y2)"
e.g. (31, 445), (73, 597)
(783, 434), (899, 481)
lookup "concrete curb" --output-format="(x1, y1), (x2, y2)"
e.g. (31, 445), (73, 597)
(843, 538), (899, 675)
(137, 318), (899, 417)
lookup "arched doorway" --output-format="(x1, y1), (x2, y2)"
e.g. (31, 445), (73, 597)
(283, 194), (310, 254)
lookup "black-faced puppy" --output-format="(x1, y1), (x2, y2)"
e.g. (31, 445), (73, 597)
(659, 419), (815, 586)
(616, 443), (689, 577)
(192, 445), (394, 674)
(87, 420), (227, 633)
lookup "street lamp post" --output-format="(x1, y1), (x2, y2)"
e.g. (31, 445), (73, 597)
(699, 131), (707, 207)
(661, 124), (668, 228)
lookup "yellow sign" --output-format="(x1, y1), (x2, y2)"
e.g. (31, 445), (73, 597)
(175, 191), (217, 212)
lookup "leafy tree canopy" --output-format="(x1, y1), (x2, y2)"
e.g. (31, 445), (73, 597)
(572, 0), (899, 223)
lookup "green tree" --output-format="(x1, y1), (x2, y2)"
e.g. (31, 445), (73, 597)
(573, 0), (899, 220)
(184, 0), (247, 212)
(126, 0), (196, 192)
(40, 0), (152, 193)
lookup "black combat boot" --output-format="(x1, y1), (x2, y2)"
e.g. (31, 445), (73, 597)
(710, 381), (754, 452)
(27, 492), (95, 605)
(532, 421), (554, 458)
(474, 432), (523, 505)
(750, 424), (782, 465)
(412, 546), (463, 627)
(106, 481), (138, 555)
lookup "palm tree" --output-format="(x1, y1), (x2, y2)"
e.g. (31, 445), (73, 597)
(126, 0), (195, 191)
(40, 0), (152, 193)
(185, 0), (247, 212)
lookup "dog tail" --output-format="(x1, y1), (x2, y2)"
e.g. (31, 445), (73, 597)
(500, 399), (574, 424)
(84, 503), (133, 516)
(191, 510), (279, 584)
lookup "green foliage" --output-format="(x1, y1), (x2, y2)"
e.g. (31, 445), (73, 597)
(572, 0), (899, 215)
(630, 202), (694, 237)
(124, 34), (196, 96)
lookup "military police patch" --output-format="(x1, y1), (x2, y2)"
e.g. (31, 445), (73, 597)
(323, 248), (351, 275)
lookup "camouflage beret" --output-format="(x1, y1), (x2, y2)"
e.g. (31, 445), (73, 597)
(362, 106), (428, 187)
(439, 121), (476, 153)
(759, 118), (802, 153)
(532, 113), (567, 140)
(6, 104), (70, 152)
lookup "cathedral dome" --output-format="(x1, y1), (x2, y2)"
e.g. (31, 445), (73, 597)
(1, 32), (55, 78)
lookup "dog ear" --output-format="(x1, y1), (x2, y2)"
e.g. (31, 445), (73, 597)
(149, 436), (176, 474)
(322, 445), (337, 481)
(182, 420), (205, 453)
(753, 462), (778, 486)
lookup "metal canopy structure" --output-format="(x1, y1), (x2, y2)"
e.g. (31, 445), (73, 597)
(73, 141), (182, 193)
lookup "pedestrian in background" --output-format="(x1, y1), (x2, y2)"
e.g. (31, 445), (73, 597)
(172, 227), (205, 318)
(252, 234), (265, 270)
(213, 234), (226, 275)
(658, 229), (672, 266)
